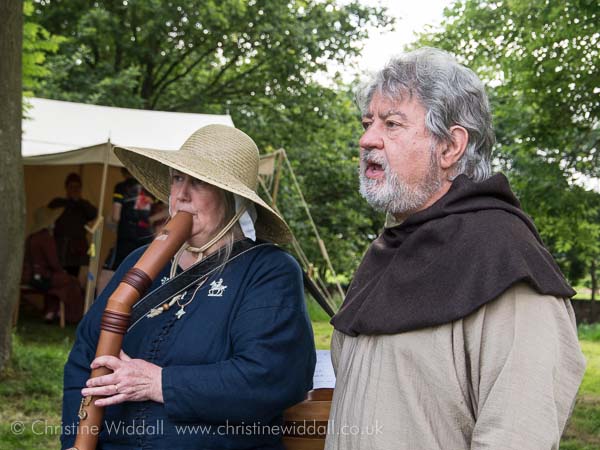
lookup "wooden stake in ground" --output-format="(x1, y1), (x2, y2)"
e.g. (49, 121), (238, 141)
(0, 0), (25, 371)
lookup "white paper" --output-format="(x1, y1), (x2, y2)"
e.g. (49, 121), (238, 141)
(313, 350), (336, 389)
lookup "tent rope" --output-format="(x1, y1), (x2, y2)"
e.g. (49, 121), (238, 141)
(279, 150), (346, 300)
(257, 176), (337, 314)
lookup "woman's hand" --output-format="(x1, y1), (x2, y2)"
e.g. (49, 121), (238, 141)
(81, 350), (163, 407)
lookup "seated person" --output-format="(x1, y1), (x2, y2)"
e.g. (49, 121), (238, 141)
(22, 206), (83, 323)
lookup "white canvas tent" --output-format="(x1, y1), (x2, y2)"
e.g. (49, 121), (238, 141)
(23, 97), (234, 159)
(22, 97), (234, 309)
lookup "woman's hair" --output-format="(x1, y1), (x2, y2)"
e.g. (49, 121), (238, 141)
(355, 47), (495, 182)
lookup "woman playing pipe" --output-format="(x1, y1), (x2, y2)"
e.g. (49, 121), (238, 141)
(62, 125), (316, 450)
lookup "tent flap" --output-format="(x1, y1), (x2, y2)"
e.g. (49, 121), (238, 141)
(23, 144), (124, 166)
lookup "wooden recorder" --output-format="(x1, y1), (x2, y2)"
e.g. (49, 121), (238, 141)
(71, 210), (333, 449)
(72, 212), (193, 450)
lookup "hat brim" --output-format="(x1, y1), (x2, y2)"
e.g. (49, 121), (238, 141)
(30, 207), (64, 235)
(114, 145), (292, 245)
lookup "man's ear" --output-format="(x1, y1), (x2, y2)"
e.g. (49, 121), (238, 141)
(440, 125), (468, 170)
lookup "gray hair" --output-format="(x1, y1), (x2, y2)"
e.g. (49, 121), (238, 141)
(356, 47), (494, 182)
(218, 190), (242, 264)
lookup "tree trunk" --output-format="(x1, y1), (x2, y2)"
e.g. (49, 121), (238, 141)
(0, 0), (25, 371)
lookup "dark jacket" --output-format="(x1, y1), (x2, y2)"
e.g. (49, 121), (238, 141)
(62, 243), (316, 449)
(48, 197), (97, 267)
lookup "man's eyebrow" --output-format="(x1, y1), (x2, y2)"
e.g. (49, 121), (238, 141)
(380, 109), (408, 120)
(362, 112), (374, 119)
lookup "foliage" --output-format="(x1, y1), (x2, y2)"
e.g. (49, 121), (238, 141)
(33, 0), (390, 110)
(414, 0), (600, 284)
(31, 0), (391, 281)
(22, 1), (64, 97)
(256, 84), (384, 281)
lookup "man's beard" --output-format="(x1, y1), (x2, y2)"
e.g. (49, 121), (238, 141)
(359, 148), (442, 216)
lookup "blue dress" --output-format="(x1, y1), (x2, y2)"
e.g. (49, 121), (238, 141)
(62, 242), (316, 449)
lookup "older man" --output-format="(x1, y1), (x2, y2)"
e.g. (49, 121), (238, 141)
(326, 48), (586, 450)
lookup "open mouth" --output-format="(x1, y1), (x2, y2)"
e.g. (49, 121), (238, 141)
(365, 161), (385, 179)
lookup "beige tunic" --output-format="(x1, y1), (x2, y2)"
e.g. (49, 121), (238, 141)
(325, 283), (586, 450)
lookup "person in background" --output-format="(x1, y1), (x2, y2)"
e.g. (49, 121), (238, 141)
(22, 206), (84, 323)
(98, 170), (170, 295)
(326, 48), (586, 450)
(48, 173), (97, 278)
(103, 168), (155, 272)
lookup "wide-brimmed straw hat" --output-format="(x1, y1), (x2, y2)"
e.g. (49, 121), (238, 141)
(114, 124), (291, 244)
(30, 206), (63, 235)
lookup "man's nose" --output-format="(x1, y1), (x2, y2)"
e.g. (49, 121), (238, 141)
(359, 125), (384, 151)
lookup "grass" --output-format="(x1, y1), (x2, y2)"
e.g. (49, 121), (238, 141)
(561, 323), (600, 449)
(576, 325), (600, 402)
(562, 396), (600, 449)
(0, 320), (76, 450)
(306, 297), (336, 349)
(1, 310), (599, 449)
(312, 321), (334, 350)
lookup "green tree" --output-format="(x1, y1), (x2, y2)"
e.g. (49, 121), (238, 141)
(34, 0), (389, 110)
(252, 83), (385, 283)
(31, 0), (392, 282)
(23, 0), (64, 97)
(415, 0), (600, 284)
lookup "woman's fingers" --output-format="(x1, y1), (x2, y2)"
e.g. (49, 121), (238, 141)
(94, 393), (128, 407)
(81, 382), (120, 398)
(85, 372), (117, 388)
(90, 355), (122, 370)
(81, 354), (163, 405)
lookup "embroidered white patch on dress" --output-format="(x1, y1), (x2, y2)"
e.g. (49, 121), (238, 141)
(207, 279), (227, 297)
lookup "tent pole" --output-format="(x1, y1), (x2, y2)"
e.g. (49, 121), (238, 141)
(83, 140), (110, 312)
(271, 149), (284, 206)
(280, 150), (346, 300)
(97, 140), (110, 215)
